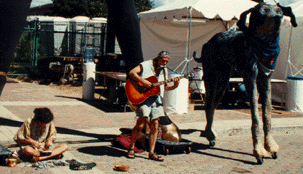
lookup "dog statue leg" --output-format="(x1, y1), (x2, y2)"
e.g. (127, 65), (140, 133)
(203, 71), (219, 146)
(204, 81), (230, 146)
(263, 113), (279, 156)
(245, 69), (268, 164)
(263, 114), (279, 154)
(204, 108), (218, 146)
(250, 86), (269, 164)
(203, 63), (233, 146)
(257, 74), (279, 156)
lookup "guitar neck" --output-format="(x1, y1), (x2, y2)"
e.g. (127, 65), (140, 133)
(153, 74), (187, 87)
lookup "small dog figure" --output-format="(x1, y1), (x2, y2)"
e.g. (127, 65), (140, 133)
(194, 3), (297, 164)
(159, 115), (181, 142)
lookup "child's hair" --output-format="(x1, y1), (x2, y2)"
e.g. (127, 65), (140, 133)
(33, 107), (54, 124)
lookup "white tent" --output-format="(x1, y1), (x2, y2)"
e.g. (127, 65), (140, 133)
(139, 0), (257, 72)
(139, 0), (303, 105)
(271, 1), (303, 104)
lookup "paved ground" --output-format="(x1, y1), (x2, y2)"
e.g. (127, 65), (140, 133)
(0, 78), (303, 173)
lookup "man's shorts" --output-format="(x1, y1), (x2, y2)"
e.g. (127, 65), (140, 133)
(136, 96), (164, 120)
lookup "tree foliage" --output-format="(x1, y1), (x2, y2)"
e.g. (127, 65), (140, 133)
(52, 0), (154, 18)
(15, 33), (32, 62)
(251, 0), (264, 3)
(52, 0), (107, 18)
(134, 0), (154, 13)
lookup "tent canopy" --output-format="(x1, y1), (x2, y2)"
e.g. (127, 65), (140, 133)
(139, 0), (257, 72)
(139, 0), (257, 21)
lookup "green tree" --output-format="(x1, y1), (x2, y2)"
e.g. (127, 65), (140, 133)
(52, 0), (154, 18)
(15, 33), (32, 62)
(251, 0), (263, 3)
(134, 0), (154, 13)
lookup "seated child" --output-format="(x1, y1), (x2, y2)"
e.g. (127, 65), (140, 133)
(14, 107), (68, 162)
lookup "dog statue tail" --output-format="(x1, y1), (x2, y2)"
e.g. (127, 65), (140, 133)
(193, 42), (212, 63)
(193, 51), (202, 63)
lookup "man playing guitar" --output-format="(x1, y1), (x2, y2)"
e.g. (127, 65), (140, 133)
(127, 51), (180, 161)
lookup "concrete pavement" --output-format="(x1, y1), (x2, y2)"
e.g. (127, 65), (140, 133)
(0, 78), (303, 173)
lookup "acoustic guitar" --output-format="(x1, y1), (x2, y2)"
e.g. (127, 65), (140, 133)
(125, 73), (193, 105)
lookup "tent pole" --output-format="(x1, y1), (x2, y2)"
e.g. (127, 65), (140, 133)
(284, 26), (293, 80)
(186, 6), (193, 73)
(281, 26), (293, 107)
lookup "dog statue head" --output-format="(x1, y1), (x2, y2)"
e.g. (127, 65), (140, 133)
(237, 3), (297, 41)
(193, 2), (298, 63)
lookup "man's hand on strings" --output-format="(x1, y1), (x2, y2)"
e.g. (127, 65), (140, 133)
(142, 79), (152, 88)
(173, 76), (180, 86)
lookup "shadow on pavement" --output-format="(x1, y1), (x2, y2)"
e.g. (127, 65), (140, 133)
(180, 129), (203, 135)
(0, 117), (22, 127)
(77, 146), (126, 157)
(77, 145), (149, 160)
(193, 149), (257, 165)
(0, 117), (117, 145)
(167, 135), (258, 165)
(75, 137), (259, 164)
(182, 136), (259, 165)
(56, 127), (117, 142)
(55, 95), (133, 113)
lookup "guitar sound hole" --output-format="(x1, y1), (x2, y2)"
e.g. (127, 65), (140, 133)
(138, 86), (148, 93)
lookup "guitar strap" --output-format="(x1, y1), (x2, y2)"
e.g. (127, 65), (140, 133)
(163, 67), (167, 87)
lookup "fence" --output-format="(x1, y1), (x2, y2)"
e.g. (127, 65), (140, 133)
(10, 16), (112, 76)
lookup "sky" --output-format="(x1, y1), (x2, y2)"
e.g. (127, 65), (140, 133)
(30, 0), (301, 8)
(30, 0), (167, 8)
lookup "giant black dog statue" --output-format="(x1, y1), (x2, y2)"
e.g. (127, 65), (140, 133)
(194, 3), (297, 164)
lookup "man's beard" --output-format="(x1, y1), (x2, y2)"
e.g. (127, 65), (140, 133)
(158, 65), (166, 69)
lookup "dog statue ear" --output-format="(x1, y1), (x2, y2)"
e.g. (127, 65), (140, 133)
(277, 3), (298, 27)
(237, 7), (255, 34)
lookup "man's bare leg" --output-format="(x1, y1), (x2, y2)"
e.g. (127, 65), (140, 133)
(129, 117), (146, 157)
(148, 118), (163, 161)
(148, 118), (159, 155)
